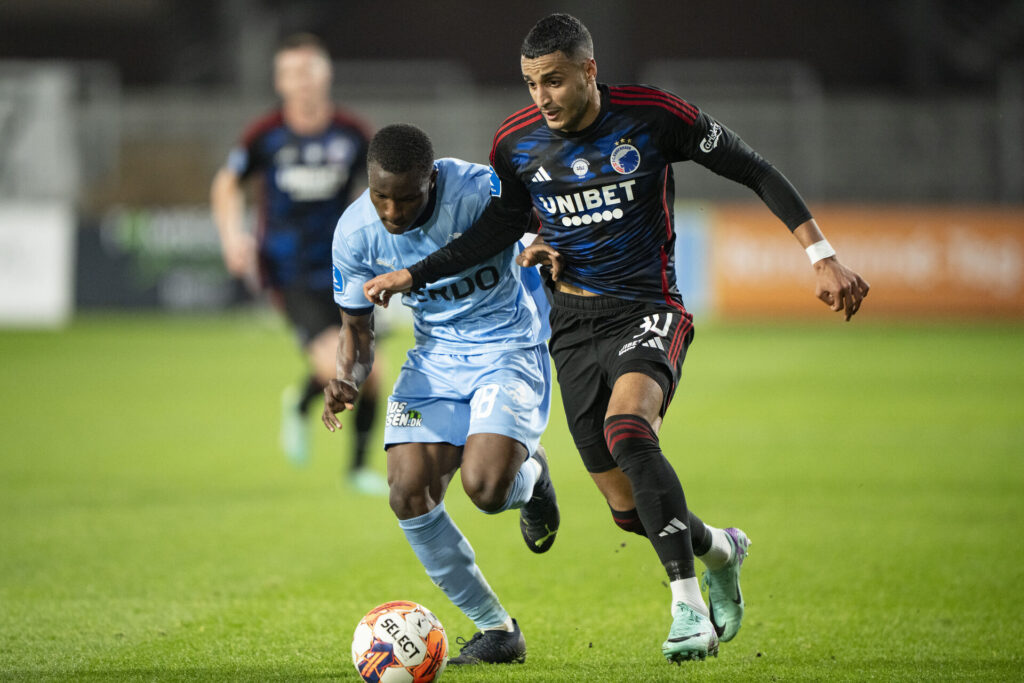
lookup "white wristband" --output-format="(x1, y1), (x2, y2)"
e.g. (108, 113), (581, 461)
(805, 239), (836, 265)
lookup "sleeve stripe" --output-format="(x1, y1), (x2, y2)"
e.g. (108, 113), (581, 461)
(610, 86), (700, 123)
(331, 109), (373, 140)
(609, 96), (697, 124)
(610, 85), (699, 118)
(240, 110), (284, 145)
(495, 105), (541, 138)
(490, 112), (543, 164)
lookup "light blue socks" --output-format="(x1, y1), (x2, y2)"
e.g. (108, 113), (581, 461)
(398, 502), (509, 629)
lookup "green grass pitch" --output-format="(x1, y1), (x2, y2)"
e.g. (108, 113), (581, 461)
(1, 313), (1022, 681)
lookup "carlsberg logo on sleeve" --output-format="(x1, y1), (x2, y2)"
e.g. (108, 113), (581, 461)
(699, 122), (723, 153)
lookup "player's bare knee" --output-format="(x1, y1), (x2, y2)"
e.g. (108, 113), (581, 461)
(460, 466), (510, 513)
(465, 479), (508, 513)
(388, 481), (429, 520)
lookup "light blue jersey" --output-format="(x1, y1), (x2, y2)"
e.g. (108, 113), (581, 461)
(333, 158), (549, 354)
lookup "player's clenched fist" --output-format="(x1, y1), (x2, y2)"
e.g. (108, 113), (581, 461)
(322, 379), (359, 432)
(813, 258), (870, 321)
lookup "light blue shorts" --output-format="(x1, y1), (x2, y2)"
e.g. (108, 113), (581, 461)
(384, 343), (551, 454)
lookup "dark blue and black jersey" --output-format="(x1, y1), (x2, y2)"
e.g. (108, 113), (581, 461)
(227, 109), (370, 291)
(410, 83), (811, 307)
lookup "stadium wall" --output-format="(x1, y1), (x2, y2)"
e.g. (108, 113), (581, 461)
(0, 202), (75, 326)
(676, 204), (1024, 319)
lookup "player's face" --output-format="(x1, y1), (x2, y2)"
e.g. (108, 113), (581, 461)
(274, 47), (331, 105)
(521, 51), (599, 133)
(368, 163), (437, 235)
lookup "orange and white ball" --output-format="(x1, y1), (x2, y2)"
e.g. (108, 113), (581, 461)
(351, 601), (448, 683)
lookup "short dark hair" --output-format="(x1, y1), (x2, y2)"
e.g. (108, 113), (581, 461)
(276, 32), (329, 58)
(367, 124), (434, 176)
(521, 13), (593, 61)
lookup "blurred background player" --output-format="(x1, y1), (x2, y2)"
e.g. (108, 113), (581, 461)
(323, 124), (559, 665)
(210, 33), (386, 494)
(363, 13), (869, 664)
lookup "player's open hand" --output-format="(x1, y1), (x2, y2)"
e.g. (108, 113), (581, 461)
(516, 244), (564, 281)
(814, 257), (870, 321)
(364, 268), (412, 307)
(322, 379), (359, 432)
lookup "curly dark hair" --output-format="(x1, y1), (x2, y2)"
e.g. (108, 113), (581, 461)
(521, 13), (593, 61)
(367, 124), (434, 176)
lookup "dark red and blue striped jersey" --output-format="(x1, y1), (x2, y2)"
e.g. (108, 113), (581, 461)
(227, 108), (370, 290)
(409, 83), (811, 306)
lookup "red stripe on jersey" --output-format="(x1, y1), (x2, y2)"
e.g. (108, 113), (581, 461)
(330, 108), (373, 140)
(610, 96), (697, 124)
(658, 167), (686, 314)
(240, 110), (285, 146)
(530, 208), (542, 234)
(658, 166), (691, 365)
(611, 85), (698, 118)
(490, 110), (543, 164)
(496, 104), (540, 138)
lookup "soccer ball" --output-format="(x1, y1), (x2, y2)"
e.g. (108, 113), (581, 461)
(351, 601), (448, 682)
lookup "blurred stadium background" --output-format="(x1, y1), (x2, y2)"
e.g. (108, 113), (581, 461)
(1, 0), (1022, 324)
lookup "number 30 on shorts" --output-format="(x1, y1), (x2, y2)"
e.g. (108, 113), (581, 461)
(635, 313), (673, 338)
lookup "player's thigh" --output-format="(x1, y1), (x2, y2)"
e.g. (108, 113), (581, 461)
(464, 344), (551, 458)
(607, 372), (665, 424)
(386, 441), (462, 520)
(601, 302), (695, 420)
(548, 311), (614, 468)
(384, 354), (471, 450)
(460, 432), (530, 511)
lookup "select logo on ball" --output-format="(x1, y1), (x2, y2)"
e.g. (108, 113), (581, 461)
(352, 601), (448, 683)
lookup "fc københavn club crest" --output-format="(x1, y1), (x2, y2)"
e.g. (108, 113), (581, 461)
(610, 141), (640, 174)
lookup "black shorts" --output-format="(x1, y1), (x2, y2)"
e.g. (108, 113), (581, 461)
(548, 290), (694, 472)
(279, 286), (340, 347)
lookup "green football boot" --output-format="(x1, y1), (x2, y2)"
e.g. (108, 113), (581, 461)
(662, 602), (719, 663)
(279, 385), (310, 467)
(702, 527), (751, 642)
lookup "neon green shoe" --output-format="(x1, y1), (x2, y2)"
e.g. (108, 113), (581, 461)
(702, 527), (751, 642)
(279, 385), (310, 467)
(662, 602), (719, 663)
(349, 467), (389, 496)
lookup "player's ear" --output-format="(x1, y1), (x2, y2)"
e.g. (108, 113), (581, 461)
(584, 58), (597, 83)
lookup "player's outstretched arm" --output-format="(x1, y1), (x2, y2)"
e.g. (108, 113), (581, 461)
(793, 220), (870, 321)
(323, 309), (375, 431)
(363, 269), (412, 307)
